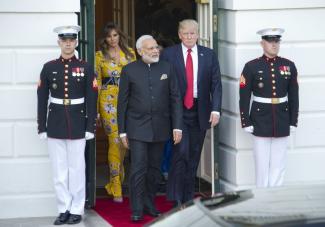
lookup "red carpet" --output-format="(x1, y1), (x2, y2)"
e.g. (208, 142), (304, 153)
(94, 196), (174, 227)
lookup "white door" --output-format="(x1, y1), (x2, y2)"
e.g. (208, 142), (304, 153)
(197, 0), (213, 48)
(196, 0), (217, 195)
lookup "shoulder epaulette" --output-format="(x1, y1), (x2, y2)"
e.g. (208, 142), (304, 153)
(44, 59), (58, 65)
(278, 56), (294, 64)
(247, 57), (261, 64)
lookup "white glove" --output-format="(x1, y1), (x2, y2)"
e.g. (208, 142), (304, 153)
(290, 126), (297, 133)
(85, 132), (95, 140)
(39, 132), (47, 140)
(243, 126), (254, 133)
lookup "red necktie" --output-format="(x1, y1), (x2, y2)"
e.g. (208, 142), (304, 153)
(184, 49), (194, 109)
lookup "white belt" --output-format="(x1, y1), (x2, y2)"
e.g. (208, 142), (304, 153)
(253, 96), (287, 104)
(50, 96), (84, 105)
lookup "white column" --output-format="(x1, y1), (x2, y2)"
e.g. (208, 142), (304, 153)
(0, 0), (80, 219)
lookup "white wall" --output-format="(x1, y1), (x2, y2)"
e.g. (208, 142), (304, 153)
(0, 0), (80, 218)
(218, 0), (325, 191)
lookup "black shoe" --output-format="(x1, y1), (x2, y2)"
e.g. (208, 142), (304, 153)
(53, 211), (70, 225)
(144, 208), (161, 217)
(130, 213), (143, 222)
(173, 200), (182, 208)
(66, 214), (82, 225)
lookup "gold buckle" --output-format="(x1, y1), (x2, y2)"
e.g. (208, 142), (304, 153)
(63, 99), (71, 105)
(271, 98), (279, 104)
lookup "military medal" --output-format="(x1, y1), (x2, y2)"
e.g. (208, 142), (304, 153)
(258, 82), (264, 88)
(287, 66), (291, 75)
(76, 67), (80, 77)
(279, 66), (285, 75)
(72, 68), (77, 77)
(52, 83), (58, 89)
(80, 67), (84, 77)
(279, 65), (291, 76)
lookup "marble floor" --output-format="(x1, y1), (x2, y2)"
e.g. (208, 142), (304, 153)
(0, 210), (111, 227)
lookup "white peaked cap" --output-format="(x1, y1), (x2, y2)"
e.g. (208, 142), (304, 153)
(53, 25), (81, 38)
(257, 28), (285, 37)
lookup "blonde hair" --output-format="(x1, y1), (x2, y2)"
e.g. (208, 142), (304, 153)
(178, 19), (199, 32)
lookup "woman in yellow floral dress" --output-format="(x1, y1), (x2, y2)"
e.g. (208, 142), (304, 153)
(95, 22), (136, 202)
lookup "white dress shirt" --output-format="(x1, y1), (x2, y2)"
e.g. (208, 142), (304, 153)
(181, 43), (219, 116)
(181, 43), (198, 98)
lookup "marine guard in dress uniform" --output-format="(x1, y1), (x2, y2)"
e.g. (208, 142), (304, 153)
(239, 28), (299, 188)
(37, 25), (98, 225)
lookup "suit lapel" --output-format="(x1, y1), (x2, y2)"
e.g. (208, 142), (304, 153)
(175, 45), (187, 86)
(197, 45), (204, 85)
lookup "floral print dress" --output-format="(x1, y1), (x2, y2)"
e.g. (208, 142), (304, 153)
(95, 48), (136, 199)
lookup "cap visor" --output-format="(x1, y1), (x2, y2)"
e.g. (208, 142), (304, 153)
(59, 34), (77, 39)
(262, 36), (281, 42)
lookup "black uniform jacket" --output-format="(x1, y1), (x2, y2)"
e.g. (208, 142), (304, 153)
(37, 56), (98, 139)
(160, 44), (222, 130)
(117, 59), (182, 142)
(239, 55), (299, 137)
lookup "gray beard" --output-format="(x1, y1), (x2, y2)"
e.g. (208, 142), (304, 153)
(142, 54), (159, 64)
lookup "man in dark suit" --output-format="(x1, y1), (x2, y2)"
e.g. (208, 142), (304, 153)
(37, 25), (98, 225)
(160, 19), (222, 205)
(117, 35), (182, 222)
(239, 28), (299, 187)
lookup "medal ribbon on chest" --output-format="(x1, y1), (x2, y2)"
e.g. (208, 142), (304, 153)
(279, 65), (291, 75)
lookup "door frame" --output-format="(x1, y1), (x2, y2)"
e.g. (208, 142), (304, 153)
(211, 0), (220, 195)
(78, 0), (221, 208)
(196, 0), (220, 195)
(78, 0), (96, 208)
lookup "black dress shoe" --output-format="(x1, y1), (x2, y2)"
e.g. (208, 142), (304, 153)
(144, 208), (161, 217)
(173, 200), (182, 208)
(130, 213), (143, 222)
(66, 214), (82, 225)
(53, 211), (70, 225)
